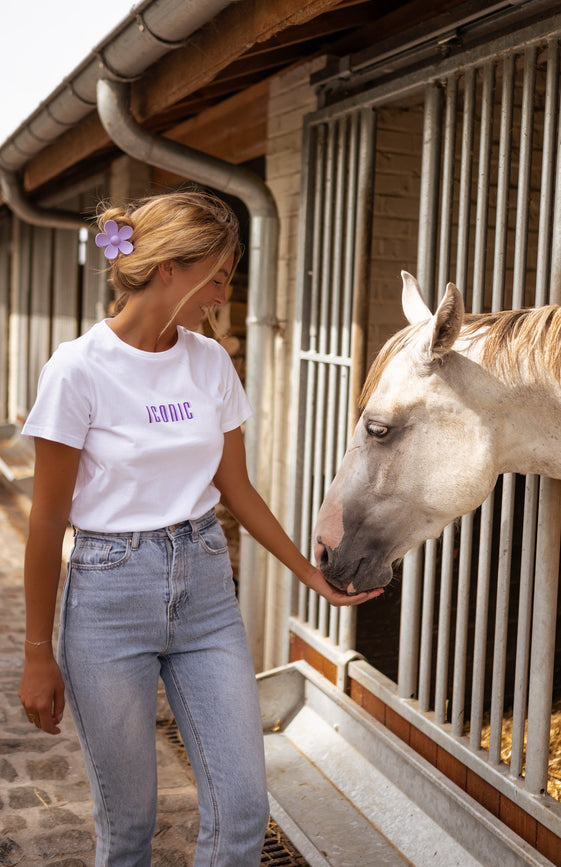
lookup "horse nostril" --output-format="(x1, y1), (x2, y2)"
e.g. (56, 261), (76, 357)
(315, 536), (330, 568)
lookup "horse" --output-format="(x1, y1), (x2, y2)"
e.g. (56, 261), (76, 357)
(313, 271), (561, 594)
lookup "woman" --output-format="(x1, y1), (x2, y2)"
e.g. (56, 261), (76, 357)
(18, 189), (377, 866)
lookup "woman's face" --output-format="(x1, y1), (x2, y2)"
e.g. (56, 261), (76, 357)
(169, 254), (234, 330)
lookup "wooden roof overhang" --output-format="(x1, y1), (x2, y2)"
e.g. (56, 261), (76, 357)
(14, 0), (493, 200)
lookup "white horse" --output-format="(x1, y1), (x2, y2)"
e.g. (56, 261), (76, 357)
(313, 271), (561, 594)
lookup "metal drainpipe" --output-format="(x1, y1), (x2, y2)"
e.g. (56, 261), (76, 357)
(96, 78), (279, 671)
(0, 170), (91, 232)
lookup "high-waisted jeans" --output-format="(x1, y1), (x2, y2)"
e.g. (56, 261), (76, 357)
(58, 509), (269, 867)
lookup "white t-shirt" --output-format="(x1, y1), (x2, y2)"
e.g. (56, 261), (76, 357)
(23, 321), (252, 532)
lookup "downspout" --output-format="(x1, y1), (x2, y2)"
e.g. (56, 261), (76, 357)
(0, 170), (90, 232)
(96, 78), (279, 671)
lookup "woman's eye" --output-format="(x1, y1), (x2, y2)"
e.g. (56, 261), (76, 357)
(365, 420), (390, 439)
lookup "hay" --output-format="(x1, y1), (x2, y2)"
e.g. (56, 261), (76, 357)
(479, 697), (561, 800)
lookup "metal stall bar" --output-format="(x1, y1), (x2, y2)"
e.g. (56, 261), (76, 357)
(338, 107), (375, 653)
(469, 52), (515, 751)
(512, 45), (537, 308)
(451, 513), (474, 736)
(455, 67), (475, 295)
(492, 54), (515, 310)
(510, 474), (538, 778)
(524, 53), (561, 790)
(434, 525), (456, 724)
(436, 74), (458, 298)
(311, 119), (338, 635)
(489, 478), (516, 765)
(434, 67), (477, 726)
(490, 46), (536, 766)
(418, 541), (437, 711)
(329, 114), (354, 649)
(472, 62), (495, 313)
(461, 62), (494, 741)
(510, 40), (557, 781)
(322, 118), (348, 641)
(470, 494), (495, 748)
(418, 74), (458, 712)
(450, 66), (476, 737)
(398, 82), (442, 701)
(535, 38), (560, 309)
(484, 54), (514, 762)
(297, 124), (324, 623)
(525, 477), (561, 793)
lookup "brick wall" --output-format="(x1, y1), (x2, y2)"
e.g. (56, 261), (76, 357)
(367, 103), (424, 360)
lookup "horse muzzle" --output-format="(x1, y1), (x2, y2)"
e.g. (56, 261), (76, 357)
(314, 534), (393, 594)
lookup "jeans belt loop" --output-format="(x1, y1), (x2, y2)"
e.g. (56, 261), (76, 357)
(131, 531), (141, 551)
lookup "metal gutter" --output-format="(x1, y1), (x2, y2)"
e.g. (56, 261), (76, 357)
(0, 0), (233, 173)
(0, 170), (91, 231)
(96, 78), (279, 671)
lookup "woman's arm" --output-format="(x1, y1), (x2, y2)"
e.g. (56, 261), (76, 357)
(18, 438), (82, 735)
(213, 427), (378, 607)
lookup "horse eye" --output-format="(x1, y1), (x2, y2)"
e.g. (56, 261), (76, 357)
(365, 420), (390, 439)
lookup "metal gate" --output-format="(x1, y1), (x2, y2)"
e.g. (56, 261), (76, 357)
(288, 9), (561, 840)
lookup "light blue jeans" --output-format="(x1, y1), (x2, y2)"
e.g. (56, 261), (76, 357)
(58, 509), (269, 867)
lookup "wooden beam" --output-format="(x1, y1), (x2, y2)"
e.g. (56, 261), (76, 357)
(24, 113), (111, 194)
(132, 0), (344, 118)
(164, 78), (269, 165)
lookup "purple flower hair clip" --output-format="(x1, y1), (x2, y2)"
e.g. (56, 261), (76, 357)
(95, 220), (134, 260)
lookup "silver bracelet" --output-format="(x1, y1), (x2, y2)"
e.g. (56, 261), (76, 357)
(25, 639), (51, 647)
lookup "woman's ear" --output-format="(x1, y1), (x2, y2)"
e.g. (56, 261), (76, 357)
(158, 260), (175, 283)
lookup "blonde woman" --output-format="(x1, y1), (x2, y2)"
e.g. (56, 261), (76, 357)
(18, 189), (377, 866)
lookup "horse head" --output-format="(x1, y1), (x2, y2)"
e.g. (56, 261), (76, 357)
(313, 272), (501, 594)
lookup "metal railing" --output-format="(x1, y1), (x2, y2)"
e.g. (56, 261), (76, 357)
(288, 14), (561, 830)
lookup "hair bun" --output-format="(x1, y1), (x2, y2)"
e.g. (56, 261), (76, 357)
(96, 204), (131, 234)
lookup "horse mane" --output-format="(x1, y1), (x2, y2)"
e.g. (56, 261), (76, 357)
(360, 304), (561, 409)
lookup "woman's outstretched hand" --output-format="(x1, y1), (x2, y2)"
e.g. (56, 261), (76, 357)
(298, 563), (384, 606)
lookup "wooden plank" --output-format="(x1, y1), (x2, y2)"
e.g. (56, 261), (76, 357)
(164, 78), (269, 165)
(52, 228), (79, 348)
(0, 219), (10, 418)
(28, 228), (53, 405)
(24, 111), (110, 195)
(82, 237), (109, 333)
(12, 221), (31, 420)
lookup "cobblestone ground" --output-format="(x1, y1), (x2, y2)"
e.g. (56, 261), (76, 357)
(0, 478), (201, 866)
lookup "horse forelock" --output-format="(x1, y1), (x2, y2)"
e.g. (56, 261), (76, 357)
(360, 304), (561, 409)
(359, 322), (424, 409)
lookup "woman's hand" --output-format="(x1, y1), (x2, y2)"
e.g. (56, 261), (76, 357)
(19, 645), (65, 735)
(297, 562), (384, 607)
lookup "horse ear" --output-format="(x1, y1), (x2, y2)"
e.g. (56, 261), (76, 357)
(426, 282), (464, 361)
(401, 271), (432, 325)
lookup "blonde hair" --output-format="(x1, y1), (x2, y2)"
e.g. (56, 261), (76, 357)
(95, 188), (242, 328)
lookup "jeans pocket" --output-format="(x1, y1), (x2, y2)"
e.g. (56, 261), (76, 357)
(70, 536), (131, 571)
(198, 520), (229, 555)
